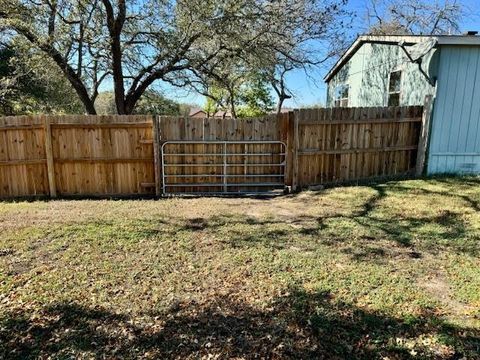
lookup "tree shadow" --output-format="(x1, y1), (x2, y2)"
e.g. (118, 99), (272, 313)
(305, 183), (476, 257)
(167, 182), (478, 260)
(386, 180), (480, 213)
(1, 288), (478, 359)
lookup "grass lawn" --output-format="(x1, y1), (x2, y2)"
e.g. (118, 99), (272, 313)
(0, 177), (479, 359)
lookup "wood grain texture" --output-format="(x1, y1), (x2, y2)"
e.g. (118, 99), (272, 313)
(295, 106), (423, 187)
(158, 114), (287, 194)
(43, 116), (57, 197)
(0, 115), (154, 198)
(0, 116), (48, 198)
(0, 107), (423, 198)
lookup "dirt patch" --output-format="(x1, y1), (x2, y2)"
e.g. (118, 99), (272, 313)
(420, 272), (477, 323)
(8, 261), (32, 276)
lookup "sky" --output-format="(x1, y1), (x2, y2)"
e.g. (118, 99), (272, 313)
(164, 0), (480, 109)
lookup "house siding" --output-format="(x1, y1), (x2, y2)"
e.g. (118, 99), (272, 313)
(427, 46), (480, 174)
(327, 42), (438, 107)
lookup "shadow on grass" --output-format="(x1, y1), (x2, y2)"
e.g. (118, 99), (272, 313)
(1, 289), (478, 359)
(168, 182), (478, 259)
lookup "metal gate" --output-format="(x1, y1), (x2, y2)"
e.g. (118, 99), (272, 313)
(161, 141), (286, 195)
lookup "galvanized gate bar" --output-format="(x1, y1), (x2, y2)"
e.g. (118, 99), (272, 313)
(161, 140), (286, 195)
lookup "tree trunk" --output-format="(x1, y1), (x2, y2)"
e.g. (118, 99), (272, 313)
(52, 52), (97, 114)
(230, 98), (237, 118)
(11, 22), (97, 114)
(272, 79), (291, 116)
(276, 97), (285, 115)
(228, 87), (236, 118)
(111, 38), (126, 114)
(103, 0), (127, 114)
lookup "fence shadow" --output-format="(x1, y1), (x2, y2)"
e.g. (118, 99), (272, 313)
(1, 288), (478, 359)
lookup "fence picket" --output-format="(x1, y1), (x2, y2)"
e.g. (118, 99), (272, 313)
(0, 106), (424, 198)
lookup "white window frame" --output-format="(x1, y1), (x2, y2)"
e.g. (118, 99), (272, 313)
(333, 84), (349, 108)
(387, 70), (402, 106)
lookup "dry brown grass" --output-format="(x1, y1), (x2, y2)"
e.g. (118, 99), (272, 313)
(0, 177), (479, 359)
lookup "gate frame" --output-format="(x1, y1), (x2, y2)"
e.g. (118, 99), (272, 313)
(160, 140), (287, 196)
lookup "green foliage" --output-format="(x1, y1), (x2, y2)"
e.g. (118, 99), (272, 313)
(236, 75), (275, 118)
(179, 103), (196, 117)
(0, 40), (83, 115)
(132, 90), (180, 115)
(94, 92), (117, 115)
(204, 74), (274, 118)
(95, 90), (181, 115)
(203, 87), (230, 116)
(0, 0), (349, 114)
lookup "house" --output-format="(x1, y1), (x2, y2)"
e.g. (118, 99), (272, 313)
(189, 108), (207, 118)
(325, 33), (480, 175)
(189, 108), (233, 119)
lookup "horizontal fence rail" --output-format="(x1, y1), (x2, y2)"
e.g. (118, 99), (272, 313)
(291, 106), (424, 189)
(0, 115), (155, 198)
(0, 104), (428, 198)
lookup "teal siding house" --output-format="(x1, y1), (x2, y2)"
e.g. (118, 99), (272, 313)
(324, 34), (480, 175)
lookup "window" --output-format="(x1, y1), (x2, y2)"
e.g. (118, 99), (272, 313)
(334, 84), (349, 107)
(388, 70), (402, 106)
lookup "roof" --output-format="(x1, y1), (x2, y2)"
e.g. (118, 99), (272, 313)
(324, 34), (480, 82)
(188, 108), (232, 118)
(189, 108), (206, 116)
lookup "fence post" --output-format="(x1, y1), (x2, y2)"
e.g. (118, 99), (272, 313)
(416, 95), (434, 176)
(291, 109), (300, 191)
(152, 116), (162, 197)
(43, 116), (57, 198)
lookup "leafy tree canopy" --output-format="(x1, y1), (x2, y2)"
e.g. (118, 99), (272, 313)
(0, 38), (83, 115)
(203, 72), (274, 118)
(0, 0), (349, 114)
(95, 90), (181, 115)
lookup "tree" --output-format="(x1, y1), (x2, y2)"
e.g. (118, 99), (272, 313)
(0, 0), (349, 115)
(95, 90), (180, 115)
(366, 0), (465, 35)
(270, 63), (294, 115)
(202, 72), (274, 118)
(94, 92), (117, 115)
(0, 44), (17, 114)
(190, 0), (351, 115)
(236, 74), (274, 117)
(204, 86), (229, 117)
(133, 90), (180, 115)
(0, 39), (83, 115)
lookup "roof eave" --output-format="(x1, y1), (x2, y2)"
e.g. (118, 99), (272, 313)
(324, 35), (436, 82)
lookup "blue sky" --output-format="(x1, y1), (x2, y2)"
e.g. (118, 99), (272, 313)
(165, 0), (480, 108)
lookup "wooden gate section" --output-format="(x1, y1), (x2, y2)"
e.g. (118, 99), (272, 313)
(292, 106), (424, 188)
(154, 114), (290, 195)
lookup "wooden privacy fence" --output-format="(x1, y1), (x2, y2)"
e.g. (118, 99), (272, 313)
(291, 105), (426, 189)
(0, 115), (155, 198)
(0, 104), (429, 198)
